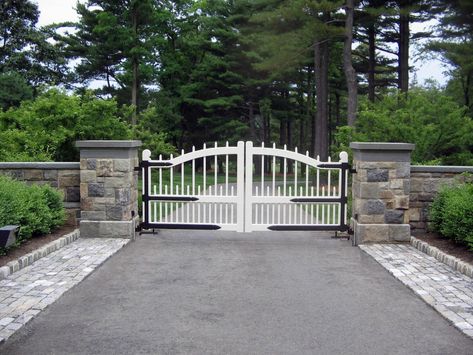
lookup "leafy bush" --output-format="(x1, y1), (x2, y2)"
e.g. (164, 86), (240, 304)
(333, 87), (473, 165)
(429, 183), (473, 249)
(0, 176), (66, 244)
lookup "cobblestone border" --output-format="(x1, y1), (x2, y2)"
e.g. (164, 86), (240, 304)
(411, 236), (473, 278)
(0, 229), (80, 281)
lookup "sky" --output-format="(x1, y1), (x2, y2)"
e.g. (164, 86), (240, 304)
(35, 0), (450, 86)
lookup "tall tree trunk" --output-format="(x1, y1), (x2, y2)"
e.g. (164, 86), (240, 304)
(398, 0), (410, 93)
(368, 23), (376, 102)
(131, 6), (139, 125)
(314, 40), (329, 160)
(344, 0), (358, 126)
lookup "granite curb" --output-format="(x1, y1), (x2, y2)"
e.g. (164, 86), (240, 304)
(0, 229), (80, 281)
(410, 236), (473, 278)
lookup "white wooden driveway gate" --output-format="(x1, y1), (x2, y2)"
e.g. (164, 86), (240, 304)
(139, 141), (350, 233)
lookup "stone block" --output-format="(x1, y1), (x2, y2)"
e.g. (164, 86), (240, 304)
(367, 169), (389, 182)
(4, 170), (24, 179)
(354, 223), (390, 243)
(394, 196), (409, 210)
(358, 214), (385, 224)
(80, 170), (96, 183)
(59, 175), (80, 188)
(362, 199), (385, 215)
(389, 224), (410, 242)
(104, 177), (132, 188)
(389, 179), (403, 189)
(410, 178), (423, 193)
(43, 170), (58, 181)
(105, 188), (115, 198)
(66, 187), (80, 202)
(359, 183), (380, 199)
(408, 208), (421, 222)
(379, 190), (394, 199)
(418, 193), (435, 202)
(81, 211), (106, 220)
(114, 159), (131, 172)
(97, 159), (113, 177)
(87, 159), (97, 170)
(88, 183), (105, 197)
(106, 205), (127, 221)
(24, 170), (43, 181)
(80, 219), (137, 239)
(115, 188), (130, 205)
(396, 164), (410, 178)
(384, 209), (404, 224)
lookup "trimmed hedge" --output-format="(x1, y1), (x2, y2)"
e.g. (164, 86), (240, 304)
(0, 175), (66, 245)
(430, 182), (473, 249)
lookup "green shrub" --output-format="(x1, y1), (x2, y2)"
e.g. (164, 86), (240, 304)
(429, 183), (473, 249)
(0, 176), (66, 244)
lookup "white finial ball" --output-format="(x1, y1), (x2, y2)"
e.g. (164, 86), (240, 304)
(142, 149), (151, 161)
(339, 151), (349, 163)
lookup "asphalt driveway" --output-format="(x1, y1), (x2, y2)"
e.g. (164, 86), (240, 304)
(2, 230), (472, 354)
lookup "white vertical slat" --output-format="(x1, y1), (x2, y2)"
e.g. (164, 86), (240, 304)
(231, 203), (234, 224)
(311, 186), (314, 224)
(153, 185), (157, 222)
(164, 185), (168, 222)
(316, 157), (320, 196)
(283, 144), (287, 196)
(327, 156), (331, 196)
(289, 202), (292, 224)
(225, 141), (229, 196)
(333, 186), (337, 224)
(219, 200), (223, 223)
(225, 203), (228, 224)
(299, 203), (302, 224)
(181, 148), (185, 194)
(283, 202), (286, 224)
(272, 143), (276, 197)
(255, 203), (259, 225)
(170, 154), (174, 195)
(214, 202), (217, 224)
(294, 147), (298, 196)
(214, 142), (218, 196)
(192, 146), (195, 195)
(261, 142), (264, 196)
(203, 143), (207, 195)
(198, 201), (201, 223)
(261, 200), (264, 224)
(305, 151), (309, 197)
(187, 185), (190, 223)
(277, 202), (281, 224)
(244, 141), (253, 232)
(237, 141), (245, 232)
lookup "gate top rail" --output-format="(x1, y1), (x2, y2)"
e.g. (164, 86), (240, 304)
(142, 141), (349, 169)
(142, 141), (244, 167)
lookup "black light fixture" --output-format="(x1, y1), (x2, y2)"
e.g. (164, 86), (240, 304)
(0, 225), (20, 248)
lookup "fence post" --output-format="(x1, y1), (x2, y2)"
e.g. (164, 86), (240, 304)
(76, 140), (142, 238)
(350, 142), (414, 245)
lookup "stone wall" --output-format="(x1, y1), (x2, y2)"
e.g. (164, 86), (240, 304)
(0, 162), (81, 225)
(409, 166), (473, 233)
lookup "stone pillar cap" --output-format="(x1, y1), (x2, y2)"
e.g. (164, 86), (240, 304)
(350, 142), (415, 151)
(76, 140), (142, 149)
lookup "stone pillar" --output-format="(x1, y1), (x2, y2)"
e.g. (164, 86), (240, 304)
(350, 142), (414, 245)
(76, 140), (142, 238)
